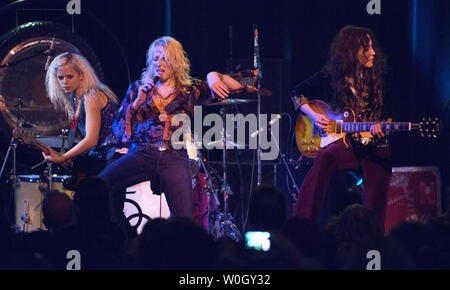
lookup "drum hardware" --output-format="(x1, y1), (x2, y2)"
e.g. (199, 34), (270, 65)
(193, 103), (242, 241)
(0, 99), (70, 231)
(205, 98), (256, 107)
(0, 98), (27, 229)
(184, 128), (239, 239)
(13, 174), (73, 232)
(200, 158), (241, 242)
(20, 199), (31, 232)
(205, 139), (241, 148)
(219, 104), (235, 238)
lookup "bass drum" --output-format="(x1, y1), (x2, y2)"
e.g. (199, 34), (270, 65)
(0, 21), (105, 169)
(14, 174), (73, 232)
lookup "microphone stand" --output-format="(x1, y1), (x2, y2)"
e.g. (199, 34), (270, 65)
(251, 116), (301, 201)
(269, 125), (301, 197)
(253, 25), (262, 186)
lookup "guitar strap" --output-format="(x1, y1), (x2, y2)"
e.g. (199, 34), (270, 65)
(67, 95), (82, 150)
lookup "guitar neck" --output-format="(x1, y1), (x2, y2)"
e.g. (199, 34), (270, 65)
(28, 138), (50, 155)
(341, 122), (416, 133)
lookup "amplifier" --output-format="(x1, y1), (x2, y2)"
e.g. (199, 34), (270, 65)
(385, 166), (442, 234)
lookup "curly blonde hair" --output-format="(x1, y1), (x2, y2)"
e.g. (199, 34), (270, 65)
(140, 36), (192, 87)
(45, 52), (118, 120)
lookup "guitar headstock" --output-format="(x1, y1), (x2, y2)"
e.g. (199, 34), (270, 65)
(418, 117), (441, 138)
(13, 126), (51, 154)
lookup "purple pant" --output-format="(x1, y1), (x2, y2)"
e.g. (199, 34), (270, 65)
(292, 139), (392, 230)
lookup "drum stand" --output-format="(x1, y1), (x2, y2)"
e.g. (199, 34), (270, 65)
(197, 154), (216, 234)
(212, 105), (241, 241)
(0, 135), (18, 227)
(0, 98), (25, 229)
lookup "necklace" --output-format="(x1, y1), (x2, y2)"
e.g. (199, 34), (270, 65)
(154, 87), (177, 123)
(156, 87), (176, 99)
(155, 87), (176, 107)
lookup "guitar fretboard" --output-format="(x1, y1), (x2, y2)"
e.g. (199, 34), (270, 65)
(341, 122), (411, 133)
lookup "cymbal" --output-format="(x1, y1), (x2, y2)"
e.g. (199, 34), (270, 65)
(205, 98), (256, 107)
(206, 140), (244, 148)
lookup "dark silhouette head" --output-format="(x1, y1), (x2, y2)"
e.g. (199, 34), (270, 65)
(327, 203), (383, 244)
(42, 190), (78, 231)
(137, 217), (217, 269)
(282, 217), (338, 269)
(248, 186), (287, 231)
(73, 177), (111, 223)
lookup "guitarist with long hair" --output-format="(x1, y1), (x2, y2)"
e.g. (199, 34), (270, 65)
(291, 25), (391, 232)
(42, 52), (122, 181)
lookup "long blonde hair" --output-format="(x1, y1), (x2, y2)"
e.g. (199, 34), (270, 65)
(45, 52), (119, 120)
(140, 36), (192, 87)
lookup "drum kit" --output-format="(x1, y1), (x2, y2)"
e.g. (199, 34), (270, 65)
(0, 117), (77, 232)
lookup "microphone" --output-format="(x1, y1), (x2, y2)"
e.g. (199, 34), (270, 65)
(143, 75), (160, 94)
(44, 37), (56, 71)
(250, 114), (281, 138)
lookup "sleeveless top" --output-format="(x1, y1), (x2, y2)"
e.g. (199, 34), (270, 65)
(70, 91), (119, 161)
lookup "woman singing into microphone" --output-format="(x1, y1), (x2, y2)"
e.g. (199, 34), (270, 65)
(99, 36), (257, 222)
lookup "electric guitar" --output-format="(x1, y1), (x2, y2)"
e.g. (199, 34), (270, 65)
(13, 127), (74, 169)
(295, 100), (441, 158)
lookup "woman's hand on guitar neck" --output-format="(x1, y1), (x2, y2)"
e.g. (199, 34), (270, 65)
(370, 124), (385, 139)
(42, 147), (73, 169)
